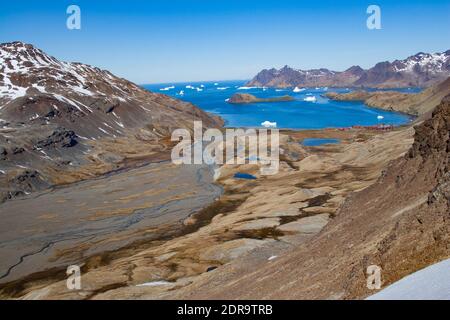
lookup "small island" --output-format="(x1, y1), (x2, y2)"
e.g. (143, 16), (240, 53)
(227, 93), (295, 104)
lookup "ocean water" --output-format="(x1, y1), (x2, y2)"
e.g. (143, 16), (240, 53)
(143, 81), (417, 130)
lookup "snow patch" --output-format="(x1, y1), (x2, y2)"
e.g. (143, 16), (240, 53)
(98, 127), (109, 134)
(367, 258), (450, 300)
(160, 85), (175, 91)
(136, 280), (172, 287)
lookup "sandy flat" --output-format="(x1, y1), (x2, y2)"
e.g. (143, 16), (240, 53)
(0, 162), (221, 284)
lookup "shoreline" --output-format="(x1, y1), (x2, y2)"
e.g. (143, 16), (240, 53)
(324, 94), (418, 117)
(243, 84), (425, 91)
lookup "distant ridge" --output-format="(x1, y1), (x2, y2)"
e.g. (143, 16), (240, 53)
(247, 50), (450, 89)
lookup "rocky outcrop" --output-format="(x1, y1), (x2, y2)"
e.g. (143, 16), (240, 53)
(0, 169), (50, 202)
(247, 50), (450, 89)
(88, 97), (120, 114)
(34, 128), (77, 149)
(227, 93), (294, 104)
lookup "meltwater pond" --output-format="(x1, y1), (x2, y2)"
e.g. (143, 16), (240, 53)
(143, 81), (416, 130)
(302, 138), (341, 146)
(234, 173), (257, 180)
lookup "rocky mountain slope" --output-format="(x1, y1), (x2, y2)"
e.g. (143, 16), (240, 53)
(326, 76), (450, 116)
(0, 42), (222, 202)
(247, 50), (450, 88)
(162, 95), (450, 299)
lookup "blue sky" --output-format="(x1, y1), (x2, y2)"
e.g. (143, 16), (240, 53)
(1, 0), (449, 83)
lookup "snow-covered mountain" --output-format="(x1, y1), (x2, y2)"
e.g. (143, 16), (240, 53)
(392, 51), (450, 73)
(247, 50), (450, 88)
(0, 42), (219, 136)
(0, 42), (222, 202)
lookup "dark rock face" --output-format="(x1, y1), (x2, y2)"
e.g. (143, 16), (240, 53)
(10, 170), (43, 189)
(89, 97), (120, 114)
(35, 128), (78, 149)
(0, 147), (7, 160)
(247, 50), (450, 88)
(409, 95), (450, 159)
(0, 95), (84, 122)
(11, 147), (24, 154)
(0, 170), (50, 202)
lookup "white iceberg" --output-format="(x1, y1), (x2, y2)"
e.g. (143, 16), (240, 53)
(217, 87), (229, 90)
(238, 86), (256, 90)
(304, 96), (317, 102)
(214, 82), (219, 86)
(377, 115), (384, 120)
(293, 87), (304, 93)
(261, 121), (277, 128)
(186, 85), (194, 89)
(159, 85), (175, 91)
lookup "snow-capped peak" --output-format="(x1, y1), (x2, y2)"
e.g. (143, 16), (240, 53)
(0, 41), (141, 104)
(392, 51), (449, 73)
